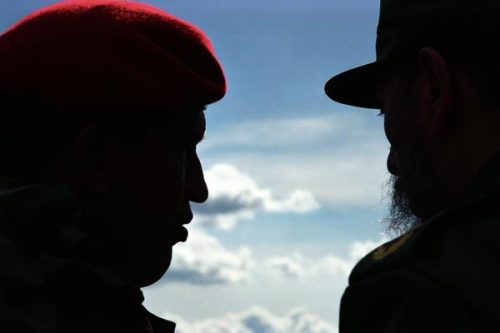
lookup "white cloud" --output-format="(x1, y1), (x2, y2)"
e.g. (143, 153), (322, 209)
(166, 228), (255, 285)
(210, 151), (388, 208)
(165, 228), (384, 285)
(194, 164), (320, 230)
(166, 306), (337, 333)
(263, 239), (384, 280)
(349, 239), (382, 260)
(200, 112), (389, 208)
(263, 253), (309, 279)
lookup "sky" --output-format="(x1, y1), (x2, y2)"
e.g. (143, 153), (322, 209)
(0, 1), (388, 332)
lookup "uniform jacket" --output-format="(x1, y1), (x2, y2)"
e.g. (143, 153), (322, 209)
(0, 178), (175, 333)
(339, 153), (500, 332)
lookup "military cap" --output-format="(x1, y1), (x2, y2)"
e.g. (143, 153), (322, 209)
(0, 0), (226, 113)
(325, 0), (500, 109)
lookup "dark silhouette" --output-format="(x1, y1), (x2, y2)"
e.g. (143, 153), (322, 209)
(325, 0), (500, 331)
(0, 1), (225, 332)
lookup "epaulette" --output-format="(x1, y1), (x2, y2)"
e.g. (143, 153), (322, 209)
(349, 227), (420, 282)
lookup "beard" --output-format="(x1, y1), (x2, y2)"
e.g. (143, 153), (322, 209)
(382, 141), (441, 236)
(383, 174), (420, 236)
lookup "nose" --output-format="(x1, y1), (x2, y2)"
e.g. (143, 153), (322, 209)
(185, 153), (208, 203)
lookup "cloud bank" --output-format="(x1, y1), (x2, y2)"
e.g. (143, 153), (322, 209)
(166, 228), (255, 285)
(194, 164), (320, 230)
(167, 306), (337, 333)
(165, 227), (383, 285)
(263, 239), (383, 279)
(200, 113), (388, 208)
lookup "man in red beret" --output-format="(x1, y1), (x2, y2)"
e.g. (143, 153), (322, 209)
(0, 1), (226, 332)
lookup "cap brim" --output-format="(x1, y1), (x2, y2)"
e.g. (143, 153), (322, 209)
(324, 62), (382, 109)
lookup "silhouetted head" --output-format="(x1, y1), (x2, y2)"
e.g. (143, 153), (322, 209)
(0, 0), (226, 286)
(325, 0), (500, 234)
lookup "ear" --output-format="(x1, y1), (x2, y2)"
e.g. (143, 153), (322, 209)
(71, 123), (115, 197)
(416, 47), (454, 136)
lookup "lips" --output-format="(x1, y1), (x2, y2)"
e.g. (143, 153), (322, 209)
(151, 207), (192, 245)
(171, 207), (192, 244)
(148, 220), (189, 245)
(172, 207), (191, 240)
(173, 225), (188, 243)
(182, 207), (193, 225)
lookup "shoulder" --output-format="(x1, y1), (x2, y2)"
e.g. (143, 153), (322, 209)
(341, 194), (500, 331)
(340, 268), (477, 332)
(351, 192), (500, 282)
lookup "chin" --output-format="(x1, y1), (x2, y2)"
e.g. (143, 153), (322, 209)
(126, 245), (173, 287)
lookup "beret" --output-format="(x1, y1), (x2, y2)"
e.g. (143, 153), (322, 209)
(0, 0), (226, 113)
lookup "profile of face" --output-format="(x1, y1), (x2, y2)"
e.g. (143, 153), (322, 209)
(73, 110), (208, 287)
(378, 70), (439, 234)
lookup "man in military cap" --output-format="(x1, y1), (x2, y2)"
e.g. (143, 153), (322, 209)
(0, 1), (225, 332)
(326, 0), (500, 331)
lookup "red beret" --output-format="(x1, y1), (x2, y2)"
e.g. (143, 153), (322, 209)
(0, 0), (226, 113)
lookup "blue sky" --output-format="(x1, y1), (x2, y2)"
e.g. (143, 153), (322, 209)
(1, 1), (389, 332)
